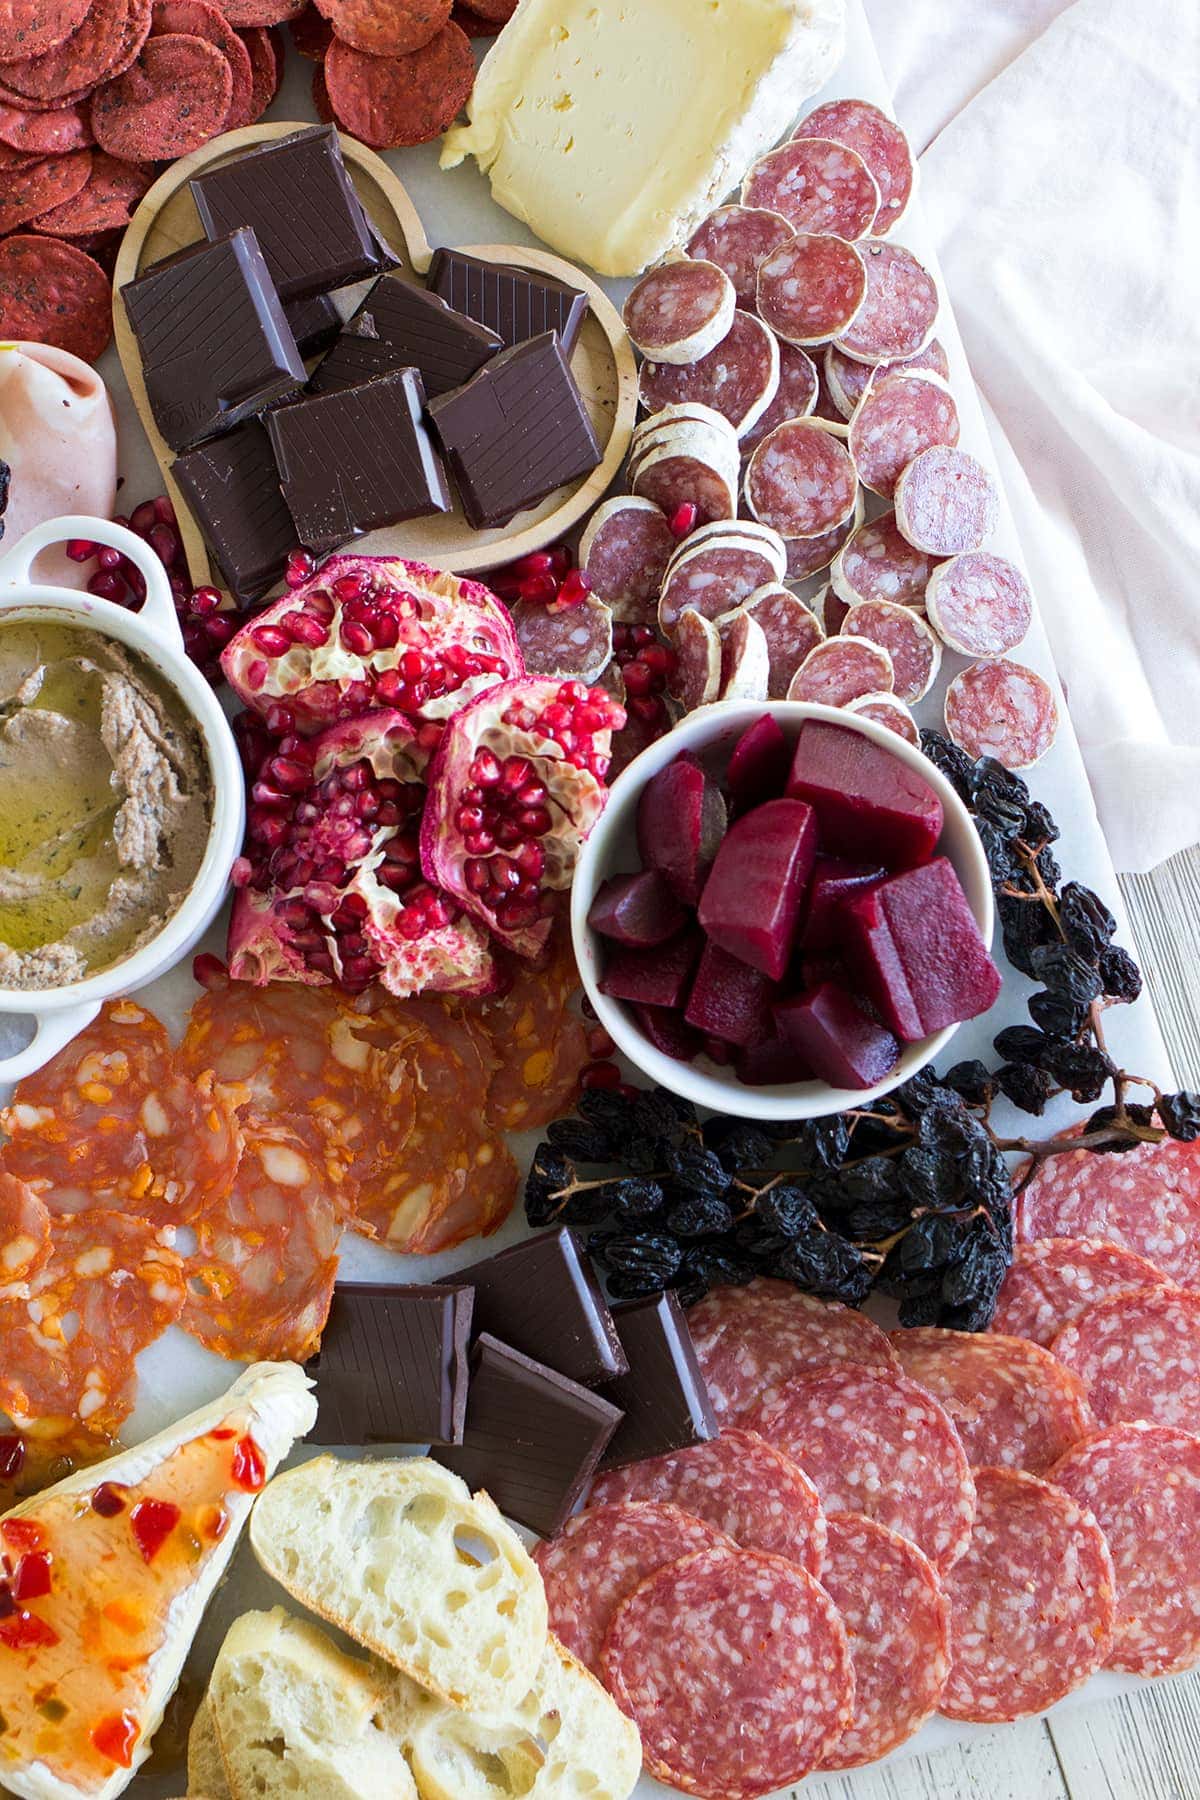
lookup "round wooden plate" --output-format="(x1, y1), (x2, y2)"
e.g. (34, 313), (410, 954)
(113, 122), (637, 590)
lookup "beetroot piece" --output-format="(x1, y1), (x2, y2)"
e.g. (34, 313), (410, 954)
(684, 941), (777, 1047)
(735, 1029), (816, 1086)
(600, 927), (703, 1008)
(725, 713), (791, 809)
(800, 950), (851, 991)
(636, 754), (727, 904)
(775, 982), (900, 1090)
(587, 869), (688, 948)
(697, 797), (818, 980)
(227, 709), (496, 996)
(422, 676), (624, 959)
(801, 855), (886, 951)
(634, 1003), (703, 1063)
(841, 856), (1001, 1041)
(785, 719), (942, 868)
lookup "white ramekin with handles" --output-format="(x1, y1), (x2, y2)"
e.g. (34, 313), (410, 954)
(0, 514), (244, 1080)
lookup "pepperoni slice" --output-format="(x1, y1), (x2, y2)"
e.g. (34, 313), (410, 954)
(578, 497), (674, 626)
(639, 308), (779, 437)
(796, 99), (917, 237)
(1050, 1287), (1200, 1433)
(467, 922), (590, 1132)
(840, 598), (940, 703)
(945, 659), (1059, 769)
(744, 418), (859, 539)
(756, 233), (867, 346)
(786, 634), (894, 706)
(685, 204), (792, 308)
(925, 550), (1032, 657)
(1015, 1130), (1200, 1287)
(895, 444), (1000, 556)
(832, 508), (942, 606)
(836, 242), (938, 366)
(741, 340), (820, 451)
(742, 136), (879, 239)
(849, 371), (960, 499)
(992, 1236), (1171, 1346)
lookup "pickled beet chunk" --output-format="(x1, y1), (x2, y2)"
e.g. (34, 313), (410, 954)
(735, 1029), (815, 1086)
(599, 926), (703, 1008)
(801, 855), (886, 952)
(785, 720), (942, 868)
(636, 754), (727, 904)
(588, 869), (689, 947)
(775, 982), (900, 1089)
(697, 797), (817, 980)
(726, 714), (790, 809)
(684, 941), (777, 1048)
(634, 1003), (702, 1063)
(840, 856), (1002, 1041)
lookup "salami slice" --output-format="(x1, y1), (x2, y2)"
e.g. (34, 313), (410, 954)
(744, 418), (858, 539)
(795, 100), (917, 238)
(756, 232), (867, 347)
(741, 340), (819, 451)
(844, 691), (920, 744)
(743, 1364), (976, 1571)
(824, 337), (950, 419)
(0, 1172), (50, 1283)
(687, 1278), (898, 1423)
(745, 584), (823, 698)
(944, 658), (1059, 769)
(819, 583), (851, 636)
(743, 136), (878, 239)
(840, 598), (940, 704)
(925, 551), (1032, 657)
(889, 1326), (1094, 1475)
(639, 308), (779, 436)
(849, 370), (960, 499)
(632, 445), (737, 527)
(1017, 1131), (1200, 1287)
(589, 1427), (827, 1572)
(836, 241), (938, 366)
(783, 499), (862, 581)
(786, 633), (894, 705)
(940, 1465), (1115, 1721)
(578, 497), (674, 625)
(467, 917), (590, 1132)
(685, 203), (792, 308)
(832, 508), (941, 606)
(895, 444), (999, 555)
(658, 532), (785, 631)
(622, 258), (735, 363)
(627, 404), (737, 485)
(602, 1546), (854, 1798)
(715, 609), (769, 702)
(511, 593), (612, 682)
(1050, 1422), (1200, 1676)
(992, 1237), (1172, 1347)
(533, 1500), (731, 1676)
(1049, 1286), (1200, 1433)
(818, 1513), (949, 1769)
(669, 607), (721, 710)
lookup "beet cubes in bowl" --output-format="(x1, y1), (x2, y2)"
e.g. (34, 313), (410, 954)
(573, 708), (999, 1114)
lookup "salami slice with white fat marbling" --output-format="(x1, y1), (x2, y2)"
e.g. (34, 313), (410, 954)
(840, 598), (940, 703)
(895, 444), (1000, 555)
(824, 336), (949, 418)
(818, 1513), (950, 1769)
(744, 417), (859, 538)
(632, 443), (738, 526)
(602, 1546), (855, 1799)
(1050, 1286), (1200, 1433)
(742, 135), (879, 239)
(622, 258), (735, 363)
(844, 691), (920, 744)
(715, 609), (769, 701)
(1050, 1422), (1200, 1676)
(743, 1364), (976, 1571)
(745, 584), (824, 697)
(993, 1236), (1175, 1347)
(578, 497), (675, 625)
(659, 531), (785, 630)
(669, 607), (722, 709)
(832, 507), (942, 606)
(818, 583), (852, 635)
(510, 593), (612, 682)
(784, 497), (863, 581)
(742, 340), (820, 450)
(925, 550), (1032, 656)
(756, 232), (867, 346)
(849, 370), (960, 498)
(627, 403), (738, 484)
(685, 204), (793, 308)
(787, 633), (894, 705)
(795, 99), (917, 237)
(1016, 1129), (1200, 1287)
(639, 308), (779, 435)
(939, 1465), (1116, 1721)
(836, 241), (939, 365)
(945, 658), (1059, 768)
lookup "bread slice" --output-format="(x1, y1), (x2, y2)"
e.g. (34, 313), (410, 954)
(186, 1697), (232, 1800)
(409, 1635), (642, 1800)
(249, 1456), (547, 1712)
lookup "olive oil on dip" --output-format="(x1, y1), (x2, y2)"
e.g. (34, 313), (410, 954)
(0, 617), (211, 989)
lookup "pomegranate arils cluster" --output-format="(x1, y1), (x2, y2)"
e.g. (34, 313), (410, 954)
(613, 624), (676, 737)
(489, 543), (592, 612)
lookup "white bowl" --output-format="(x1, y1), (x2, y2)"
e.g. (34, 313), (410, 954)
(0, 514), (244, 1080)
(570, 700), (994, 1121)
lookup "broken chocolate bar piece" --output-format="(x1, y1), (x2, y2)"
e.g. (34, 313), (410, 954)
(308, 1282), (474, 1446)
(310, 272), (502, 400)
(435, 1334), (622, 1536)
(285, 291), (343, 358)
(442, 1227), (627, 1386)
(121, 228), (305, 452)
(267, 367), (450, 555)
(191, 123), (393, 303)
(597, 1291), (718, 1471)
(428, 248), (588, 357)
(172, 420), (294, 605)
(427, 332), (601, 530)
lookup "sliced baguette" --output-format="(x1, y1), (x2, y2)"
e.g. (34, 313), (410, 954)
(249, 1456), (547, 1712)
(186, 1697), (232, 1800)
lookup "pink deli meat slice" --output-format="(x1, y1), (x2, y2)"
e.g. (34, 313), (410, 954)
(832, 508), (942, 606)
(849, 370), (960, 499)
(894, 444), (1000, 555)
(925, 550), (1033, 657)
(839, 597), (940, 703)
(685, 203), (793, 308)
(824, 336), (949, 419)
(795, 99), (917, 237)
(1015, 1130), (1200, 1288)
(991, 1236), (1173, 1346)
(1050, 1286), (1200, 1433)
(944, 658), (1059, 769)
(578, 497), (675, 625)
(836, 241), (939, 365)
(786, 633), (893, 705)
(742, 134), (879, 239)
(756, 232), (867, 346)
(639, 308), (780, 436)
(744, 417), (859, 538)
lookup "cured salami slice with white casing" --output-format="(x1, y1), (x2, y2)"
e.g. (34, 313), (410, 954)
(824, 336), (949, 419)
(945, 658), (1059, 768)
(992, 1236), (1174, 1347)
(849, 369), (960, 499)
(714, 609), (769, 702)
(658, 525), (786, 631)
(926, 550), (1033, 657)
(631, 435), (739, 526)
(939, 1465), (1116, 1721)
(783, 493), (864, 581)
(1050, 1286), (1200, 1433)
(622, 258), (735, 363)
(743, 1363), (976, 1572)
(744, 417), (859, 539)
(1015, 1128), (1200, 1288)
(832, 507), (942, 606)
(602, 1545), (855, 1798)
(669, 607), (722, 710)
(795, 98), (917, 237)
(889, 1326), (1095, 1476)
(819, 583), (851, 635)
(786, 633), (894, 706)
(685, 203), (793, 308)
(589, 1427), (827, 1572)
(745, 584), (824, 698)
(895, 444), (1000, 555)
(627, 402), (737, 483)
(1050, 1422), (1200, 1677)
(836, 240), (939, 366)
(510, 593), (613, 682)
(756, 232), (867, 347)
(844, 691), (920, 744)
(742, 134), (879, 239)
(742, 340), (820, 450)
(840, 597), (940, 703)
(672, 515), (790, 569)
(818, 1513), (950, 1769)
(578, 496), (675, 625)
(639, 308), (780, 436)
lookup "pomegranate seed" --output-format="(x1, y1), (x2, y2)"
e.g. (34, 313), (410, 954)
(631, 625), (656, 648)
(340, 618), (373, 656)
(87, 570), (128, 604)
(668, 502), (698, 539)
(456, 804), (486, 832)
(187, 585), (223, 616)
(267, 755), (311, 793)
(154, 495), (177, 527)
(518, 806), (552, 836)
(129, 499), (158, 535)
(286, 550), (316, 587)
(548, 543), (572, 577)
(148, 522), (180, 566)
(622, 660), (654, 697)
(554, 568), (591, 608)
(373, 613), (400, 648)
(631, 695), (665, 722)
(510, 550), (554, 577)
(500, 755), (532, 791)
(470, 749), (502, 786)
(581, 1060), (622, 1089)
(65, 537), (96, 562)
(640, 642), (673, 675)
(93, 546), (122, 572)
(251, 623), (291, 655)
(518, 571), (558, 606)
(230, 856), (253, 887)
(464, 829), (496, 856)
(587, 1026), (616, 1058)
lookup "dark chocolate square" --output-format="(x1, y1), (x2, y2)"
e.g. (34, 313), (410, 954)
(267, 367), (450, 556)
(285, 290), (343, 359)
(311, 272), (502, 401)
(597, 1291), (718, 1470)
(427, 248), (588, 358)
(190, 124), (394, 304)
(443, 1227), (627, 1387)
(308, 1283), (474, 1446)
(121, 228), (305, 452)
(434, 1334), (622, 1536)
(171, 420), (294, 605)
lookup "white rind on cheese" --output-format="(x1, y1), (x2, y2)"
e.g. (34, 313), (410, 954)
(440, 0), (847, 276)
